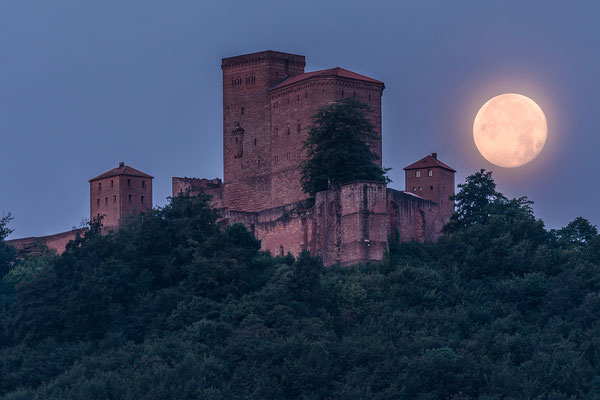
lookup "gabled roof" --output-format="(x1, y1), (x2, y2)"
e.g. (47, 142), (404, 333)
(270, 67), (384, 90)
(403, 154), (456, 172)
(89, 163), (153, 182)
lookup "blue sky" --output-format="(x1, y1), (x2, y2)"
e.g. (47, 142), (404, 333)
(2, 1), (599, 238)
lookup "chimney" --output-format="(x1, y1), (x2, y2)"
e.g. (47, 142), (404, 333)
(119, 162), (125, 167)
(431, 153), (437, 160)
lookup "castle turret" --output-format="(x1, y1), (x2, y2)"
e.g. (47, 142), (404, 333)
(89, 162), (153, 231)
(404, 153), (455, 222)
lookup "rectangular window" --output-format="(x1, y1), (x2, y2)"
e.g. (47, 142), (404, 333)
(430, 186), (434, 190)
(111, 180), (114, 188)
(142, 181), (145, 188)
(141, 196), (144, 204)
(97, 199), (100, 206)
(113, 195), (116, 203)
(105, 197), (108, 205)
(98, 182), (101, 190)
(127, 179), (131, 187)
(415, 171), (421, 178)
(412, 187), (416, 192)
(128, 195), (132, 203)
(427, 169), (433, 177)
(419, 187), (422, 191)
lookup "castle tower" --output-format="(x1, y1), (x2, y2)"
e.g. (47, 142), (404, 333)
(267, 67), (385, 208)
(404, 153), (455, 221)
(89, 162), (153, 231)
(221, 50), (306, 212)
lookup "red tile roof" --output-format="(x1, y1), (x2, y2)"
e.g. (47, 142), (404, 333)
(403, 154), (456, 172)
(89, 164), (153, 182)
(270, 67), (384, 90)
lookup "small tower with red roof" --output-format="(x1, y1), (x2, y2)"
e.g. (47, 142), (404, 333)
(404, 153), (456, 222)
(89, 162), (153, 231)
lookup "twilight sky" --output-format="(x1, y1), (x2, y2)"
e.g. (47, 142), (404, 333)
(2, 1), (599, 239)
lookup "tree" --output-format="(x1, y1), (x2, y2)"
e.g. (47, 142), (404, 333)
(0, 213), (16, 279)
(554, 216), (598, 246)
(300, 98), (389, 197)
(444, 169), (508, 232)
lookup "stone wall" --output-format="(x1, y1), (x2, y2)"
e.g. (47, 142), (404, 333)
(221, 181), (445, 266)
(7, 228), (89, 256)
(172, 177), (223, 208)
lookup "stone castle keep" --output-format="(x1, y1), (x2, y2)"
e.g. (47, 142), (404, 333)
(9, 50), (456, 266)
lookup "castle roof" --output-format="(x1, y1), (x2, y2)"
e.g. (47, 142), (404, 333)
(403, 154), (456, 172)
(270, 67), (384, 90)
(89, 163), (154, 182)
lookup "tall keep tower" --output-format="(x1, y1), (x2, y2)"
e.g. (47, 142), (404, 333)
(89, 163), (153, 231)
(221, 50), (306, 211)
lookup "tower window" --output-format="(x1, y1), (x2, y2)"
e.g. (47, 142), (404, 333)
(427, 169), (433, 177)
(113, 195), (116, 203)
(98, 182), (101, 191)
(105, 197), (108, 205)
(412, 187), (416, 192)
(142, 181), (145, 188)
(369, 95), (371, 101)
(297, 94), (300, 102)
(127, 179), (131, 187)
(141, 196), (145, 204)
(287, 124), (290, 135)
(297, 120), (301, 133)
(341, 90), (344, 97)
(128, 195), (132, 203)
(416, 171), (421, 178)
(241, 107), (245, 116)
(111, 180), (114, 188)
(419, 187), (422, 191)
(322, 89), (325, 96)
(254, 138), (257, 146)
(430, 186), (434, 190)
(251, 75), (255, 83)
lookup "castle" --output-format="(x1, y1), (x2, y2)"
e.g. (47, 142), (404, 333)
(8, 50), (455, 266)
(172, 50), (455, 266)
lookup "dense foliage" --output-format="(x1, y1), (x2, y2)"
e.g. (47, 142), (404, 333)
(2, 173), (600, 399)
(301, 98), (390, 197)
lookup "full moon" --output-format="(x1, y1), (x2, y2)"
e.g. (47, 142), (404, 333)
(473, 93), (547, 168)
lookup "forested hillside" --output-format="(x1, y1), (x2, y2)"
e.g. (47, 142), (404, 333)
(1, 171), (600, 399)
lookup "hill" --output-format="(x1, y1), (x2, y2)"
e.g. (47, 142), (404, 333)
(1, 171), (600, 399)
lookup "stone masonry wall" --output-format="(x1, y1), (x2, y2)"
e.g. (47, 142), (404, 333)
(172, 177), (223, 208)
(7, 228), (89, 256)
